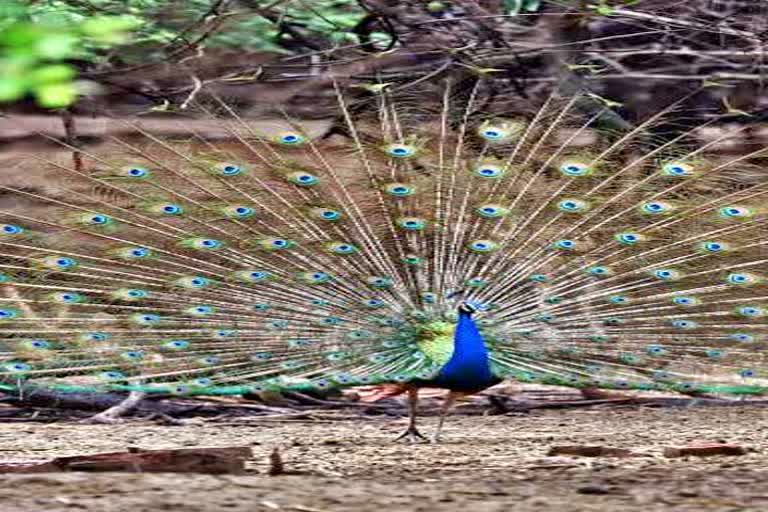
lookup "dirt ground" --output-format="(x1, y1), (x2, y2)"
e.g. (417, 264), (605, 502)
(1, 404), (768, 512)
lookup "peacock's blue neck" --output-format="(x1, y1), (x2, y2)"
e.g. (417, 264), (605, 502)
(432, 310), (497, 392)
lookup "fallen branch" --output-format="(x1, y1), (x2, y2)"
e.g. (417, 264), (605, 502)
(0, 446), (252, 474)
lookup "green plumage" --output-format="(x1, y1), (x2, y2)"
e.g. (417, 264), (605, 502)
(0, 85), (767, 407)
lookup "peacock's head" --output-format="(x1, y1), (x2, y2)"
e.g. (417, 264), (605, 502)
(458, 301), (478, 315)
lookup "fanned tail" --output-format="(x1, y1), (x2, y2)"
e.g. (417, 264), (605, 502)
(1, 81), (767, 397)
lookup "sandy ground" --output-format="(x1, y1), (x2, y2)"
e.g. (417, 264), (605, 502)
(1, 404), (768, 512)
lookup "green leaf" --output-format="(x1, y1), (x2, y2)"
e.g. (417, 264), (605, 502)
(0, 0), (26, 20)
(28, 64), (76, 85)
(33, 82), (77, 108)
(0, 23), (41, 47)
(523, 0), (541, 11)
(505, 0), (523, 15)
(35, 33), (79, 59)
(81, 16), (142, 37)
(0, 78), (26, 102)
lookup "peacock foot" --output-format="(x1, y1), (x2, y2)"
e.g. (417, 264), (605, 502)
(394, 426), (429, 444)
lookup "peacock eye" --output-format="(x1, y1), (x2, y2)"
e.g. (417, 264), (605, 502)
(242, 270), (270, 282)
(396, 217), (427, 230)
(474, 164), (505, 178)
(326, 242), (359, 255)
(737, 306), (764, 317)
(175, 275), (213, 289)
(121, 350), (144, 361)
(719, 206), (753, 219)
(176, 238), (215, 253)
(384, 143), (417, 158)
(640, 201), (674, 215)
(653, 268), (681, 281)
(0, 308), (19, 319)
(477, 120), (523, 143)
(48, 256), (77, 269)
(54, 292), (83, 303)
(421, 292), (437, 303)
(367, 276), (394, 288)
(162, 204), (183, 215)
(183, 238), (223, 250)
(586, 266), (611, 277)
(662, 162), (694, 176)
(672, 319), (697, 329)
(1, 224), (24, 235)
(730, 333), (755, 343)
(365, 298), (385, 308)
(615, 232), (644, 245)
(258, 238), (295, 251)
(298, 271), (332, 284)
(86, 214), (111, 225)
(700, 241), (728, 253)
(706, 349), (724, 359)
(402, 254), (423, 265)
(121, 165), (150, 178)
(467, 239), (499, 253)
(557, 199), (589, 213)
(321, 209), (341, 220)
(333, 373), (354, 384)
(28, 339), (50, 349)
(275, 132), (306, 145)
(287, 172), (319, 186)
(221, 205), (254, 218)
(131, 248), (150, 257)
(384, 183), (416, 197)
(214, 162), (244, 176)
(82, 332), (109, 342)
(553, 239), (576, 250)
(559, 161), (592, 177)
(726, 272), (760, 286)
(673, 296), (699, 306)
(475, 204), (510, 218)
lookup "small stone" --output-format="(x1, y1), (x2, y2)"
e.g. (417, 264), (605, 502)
(576, 484), (612, 495)
(663, 444), (748, 458)
(548, 445), (637, 458)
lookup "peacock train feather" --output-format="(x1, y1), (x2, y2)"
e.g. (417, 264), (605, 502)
(1, 84), (767, 440)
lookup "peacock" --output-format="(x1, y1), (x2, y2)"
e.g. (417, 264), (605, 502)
(0, 82), (767, 442)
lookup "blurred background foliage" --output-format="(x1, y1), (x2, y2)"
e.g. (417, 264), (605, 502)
(0, 0), (766, 122)
(0, 0), (373, 107)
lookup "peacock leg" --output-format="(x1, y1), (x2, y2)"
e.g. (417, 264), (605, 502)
(432, 391), (460, 443)
(394, 388), (428, 443)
